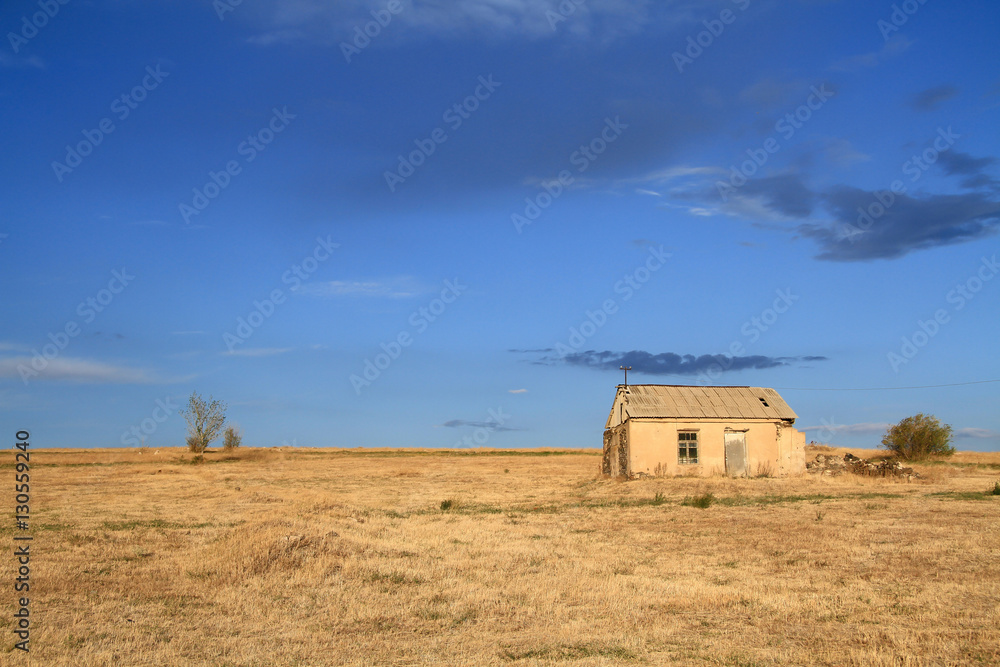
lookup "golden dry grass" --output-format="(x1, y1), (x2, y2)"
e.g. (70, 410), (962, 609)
(2, 445), (999, 666)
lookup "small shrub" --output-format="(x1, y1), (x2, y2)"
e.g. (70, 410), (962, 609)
(682, 493), (715, 509)
(652, 491), (666, 506)
(754, 461), (774, 478)
(186, 435), (204, 453)
(815, 510), (824, 522)
(440, 499), (455, 511)
(991, 481), (1000, 496)
(222, 424), (242, 450)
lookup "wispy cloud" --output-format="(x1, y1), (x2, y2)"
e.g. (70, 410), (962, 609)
(0, 52), (44, 70)
(955, 427), (1000, 439)
(244, 0), (672, 46)
(936, 151), (1000, 191)
(223, 347), (295, 357)
(910, 84), (959, 111)
(801, 422), (890, 435)
(440, 418), (519, 432)
(294, 277), (420, 298)
(829, 35), (912, 72)
(620, 165), (725, 187)
(508, 388), (528, 394)
(0, 357), (152, 384)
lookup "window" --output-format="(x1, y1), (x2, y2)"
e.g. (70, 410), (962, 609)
(678, 431), (698, 464)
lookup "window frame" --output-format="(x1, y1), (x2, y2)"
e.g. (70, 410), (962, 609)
(677, 429), (699, 464)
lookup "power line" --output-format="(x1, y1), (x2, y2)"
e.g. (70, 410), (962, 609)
(773, 379), (1000, 391)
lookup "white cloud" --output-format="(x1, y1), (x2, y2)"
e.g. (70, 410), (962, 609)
(623, 165), (726, 186)
(0, 357), (152, 384)
(244, 0), (656, 45)
(822, 137), (870, 168)
(829, 35), (912, 72)
(802, 422), (891, 435)
(223, 347), (295, 357)
(0, 53), (44, 69)
(955, 427), (1000, 439)
(295, 277), (420, 298)
(508, 388), (528, 394)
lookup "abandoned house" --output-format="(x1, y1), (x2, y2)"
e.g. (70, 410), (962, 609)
(602, 384), (806, 478)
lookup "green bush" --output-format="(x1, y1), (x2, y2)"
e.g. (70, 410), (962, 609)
(881, 413), (954, 460)
(682, 493), (715, 509)
(440, 499), (455, 511)
(991, 481), (1000, 496)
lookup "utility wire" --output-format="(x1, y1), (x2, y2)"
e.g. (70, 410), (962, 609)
(773, 379), (1000, 391)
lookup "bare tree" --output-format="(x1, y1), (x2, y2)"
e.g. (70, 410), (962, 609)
(222, 423), (242, 450)
(180, 392), (227, 453)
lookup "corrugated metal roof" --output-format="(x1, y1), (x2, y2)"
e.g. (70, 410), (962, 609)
(616, 385), (797, 421)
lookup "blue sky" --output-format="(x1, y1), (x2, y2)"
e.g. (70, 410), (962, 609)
(1, 0), (999, 450)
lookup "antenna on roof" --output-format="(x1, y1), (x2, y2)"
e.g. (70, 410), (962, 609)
(620, 365), (632, 389)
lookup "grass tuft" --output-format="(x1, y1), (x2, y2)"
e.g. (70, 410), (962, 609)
(682, 493), (715, 509)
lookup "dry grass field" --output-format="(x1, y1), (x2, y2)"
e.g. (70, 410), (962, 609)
(2, 445), (999, 666)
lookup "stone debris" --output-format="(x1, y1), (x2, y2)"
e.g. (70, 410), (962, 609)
(806, 453), (920, 480)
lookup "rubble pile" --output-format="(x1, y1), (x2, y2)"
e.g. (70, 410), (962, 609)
(805, 453), (846, 475)
(806, 453), (920, 480)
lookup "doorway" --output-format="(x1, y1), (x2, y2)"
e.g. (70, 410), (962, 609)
(725, 431), (747, 477)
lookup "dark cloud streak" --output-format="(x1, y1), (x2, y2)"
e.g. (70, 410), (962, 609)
(531, 350), (827, 375)
(910, 85), (959, 111)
